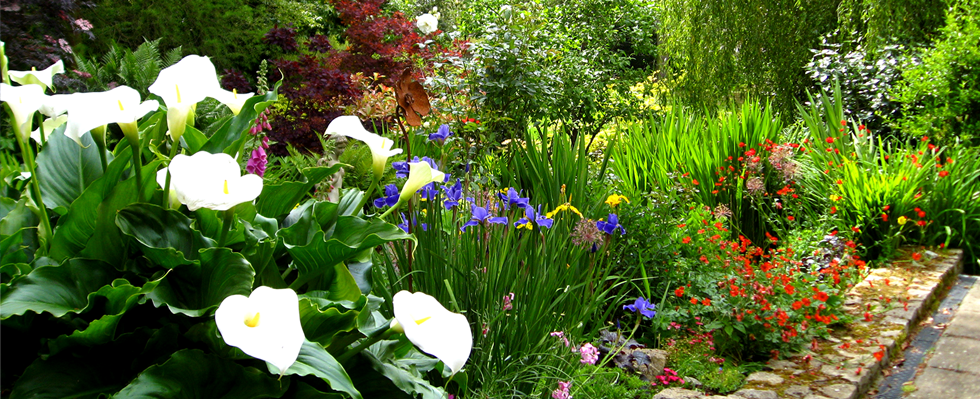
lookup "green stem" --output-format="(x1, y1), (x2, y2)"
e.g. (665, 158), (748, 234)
(639, 253), (652, 300)
(356, 178), (379, 214)
(218, 208), (236, 247)
(336, 327), (395, 364)
(379, 198), (403, 220)
(131, 141), (144, 202)
(92, 126), (108, 172)
(162, 143), (180, 208)
(16, 135), (52, 250)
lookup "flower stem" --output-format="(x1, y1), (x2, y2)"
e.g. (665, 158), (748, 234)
(130, 140), (144, 203)
(161, 143), (179, 208)
(92, 125), (109, 173)
(356, 178), (379, 214)
(335, 326), (395, 364)
(379, 198), (403, 220)
(218, 208), (236, 247)
(16, 133), (52, 251)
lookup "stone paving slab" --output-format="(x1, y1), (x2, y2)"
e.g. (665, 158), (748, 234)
(927, 336), (980, 375)
(906, 367), (980, 399)
(944, 308), (980, 339)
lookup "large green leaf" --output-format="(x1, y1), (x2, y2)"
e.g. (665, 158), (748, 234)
(114, 349), (287, 399)
(180, 124), (208, 154)
(0, 258), (117, 318)
(116, 203), (215, 268)
(35, 129), (106, 213)
(256, 165), (343, 218)
(278, 340), (362, 399)
(9, 352), (127, 399)
(299, 297), (361, 347)
(78, 161), (162, 265)
(193, 204), (257, 247)
(0, 197), (37, 236)
(293, 382), (347, 399)
(48, 150), (133, 262)
(200, 83), (279, 157)
(280, 201), (339, 247)
(0, 197), (39, 267)
(360, 339), (445, 399)
(145, 247), (254, 317)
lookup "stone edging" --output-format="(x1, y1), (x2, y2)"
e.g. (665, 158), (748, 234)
(652, 249), (964, 399)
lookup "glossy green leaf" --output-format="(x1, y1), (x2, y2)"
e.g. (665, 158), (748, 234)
(280, 201), (339, 247)
(293, 382), (346, 399)
(78, 161), (162, 265)
(116, 203), (215, 268)
(35, 129), (106, 213)
(9, 352), (127, 399)
(360, 339), (445, 399)
(298, 297), (361, 347)
(145, 247), (254, 317)
(201, 83), (279, 157)
(114, 349), (287, 399)
(256, 165), (342, 218)
(0, 258), (117, 318)
(278, 340), (362, 399)
(0, 197), (38, 236)
(194, 204), (257, 247)
(180, 124), (208, 154)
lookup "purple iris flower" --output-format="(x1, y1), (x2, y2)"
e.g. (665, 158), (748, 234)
(442, 179), (463, 209)
(497, 187), (530, 209)
(623, 297), (656, 318)
(420, 182), (440, 202)
(461, 201), (509, 232)
(374, 184), (400, 208)
(596, 213), (625, 235)
(392, 156), (439, 178)
(398, 213), (427, 233)
(514, 205), (553, 229)
(428, 124), (453, 144)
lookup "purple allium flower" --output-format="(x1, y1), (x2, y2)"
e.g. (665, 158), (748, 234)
(428, 124), (453, 144)
(374, 184), (400, 208)
(461, 201), (509, 232)
(623, 297), (656, 318)
(246, 147), (267, 177)
(596, 213), (625, 235)
(580, 343), (599, 365)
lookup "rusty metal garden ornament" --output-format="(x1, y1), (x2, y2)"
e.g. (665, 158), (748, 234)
(394, 69), (430, 126)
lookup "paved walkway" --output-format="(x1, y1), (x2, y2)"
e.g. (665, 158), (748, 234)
(906, 275), (980, 399)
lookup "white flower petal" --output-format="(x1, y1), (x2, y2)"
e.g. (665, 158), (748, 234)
(159, 152), (263, 211)
(393, 291), (472, 374)
(211, 88), (255, 115)
(149, 55), (221, 108)
(8, 60), (64, 92)
(216, 287), (305, 373)
(0, 83), (46, 140)
(326, 116), (402, 178)
(416, 14), (439, 35)
(399, 162), (445, 202)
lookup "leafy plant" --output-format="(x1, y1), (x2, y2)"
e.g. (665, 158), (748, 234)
(74, 38), (183, 98)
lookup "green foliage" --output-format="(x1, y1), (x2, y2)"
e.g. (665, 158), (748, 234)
(894, 0), (980, 145)
(80, 0), (274, 73)
(566, 364), (652, 398)
(837, 0), (947, 52)
(74, 38), (182, 98)
(656, 0), (838, 117)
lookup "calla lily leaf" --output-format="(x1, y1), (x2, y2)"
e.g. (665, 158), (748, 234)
(358, 339), (447, 399)
(116, 203), (215, 267)
(35, 129), (107, 214)
(145, 247), (255, 317)
(277, 340), (363, 399)
(8, 351), (128, 399)
(201, 81), (279, 156)
(255, 165), (342, 218)
(298, 297), (361, 347)
(0, 258), (117, 319)
(114, 349), (288, 399)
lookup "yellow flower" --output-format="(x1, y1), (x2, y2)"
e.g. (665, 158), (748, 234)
(829, 194), (841, 202)
(605, 194), (630, 208)
(546, 203), (583, 219)
(897, 216), (907, 226)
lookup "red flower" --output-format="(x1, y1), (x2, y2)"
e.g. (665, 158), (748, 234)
(939, 170), (949, 178)
(864, 312), (873, 322)
(917, 220), (927, 227)
(700, 255), (709, 264)
(787, 215), (795, 221)
(692, 179), (700, 185)
(826, 137), (835, 144)
(814, 291), (829, 302)
(701, 298), (711, 306)
(836, 179), (843, 185)
(840, 120), (847, 126)
(691, 297), (699, 305)
(792, 301), (803, 310)
(682, 236), (692, 244)
(675, 286), (686, 297)
(784, 284), (795, 295)
(912, 252), (922, 261)
(882, 213), (889, 222)
(830, 206), (837, 214)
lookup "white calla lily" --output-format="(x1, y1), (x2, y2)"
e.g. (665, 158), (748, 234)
(392, 290), (472, 374)
(8, 60), (64, 92)
(211, 88), (255, 115)
(156, 151), (263, 211)
(57, 86), (159, 145)
(0, 83), (46, 141)
(148, 55), (221, 142)
(399, 161), (445, 202)
(215, 287), (306, 374)
(30, 114), (68, 143)
(326, 116), (403, 180)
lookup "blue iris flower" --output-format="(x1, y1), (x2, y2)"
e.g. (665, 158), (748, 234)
(623, 297), (656, 318)
(373, 184), (400, 208)
(428, 124), (453, 144)
(397, 213), (427, 233)
(497, 187), (530, 209)
(514, 205), (553, 229)
(460, 201), (509, 232)
(392, 156), (439, 178)
(442, 179), (463, 209)
(596, 213), (626, 235)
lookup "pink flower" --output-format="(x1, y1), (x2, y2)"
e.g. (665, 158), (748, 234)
(74, 19), (93, 31)
(580, 343), (598, 365)
(502, 293), (514, 311)
(552, 381), (571, 399)
(549, 331), (570, 347)
(246, 147), (267, 177)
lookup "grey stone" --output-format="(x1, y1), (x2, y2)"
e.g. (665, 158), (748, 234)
(685, 377), (703, 387)
(818, 383), (856, 399)
(633, 348), (668, 380)
(767, 360), (797, 371)
(702, 396), (732, 399)
(783, 385), (811, 397)
(927, 336), (980, 374)
(880, 329), (902, 337)
(652, 388), (703, 399)
(732, 389), (777, 399)
(907, 366), (980, 399)
(745, 371), (784, 386)
(802, 395), (831, 399)
(946, 308), (980, 339)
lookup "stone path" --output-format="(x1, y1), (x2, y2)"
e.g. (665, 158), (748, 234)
(904, 276), (980, 399)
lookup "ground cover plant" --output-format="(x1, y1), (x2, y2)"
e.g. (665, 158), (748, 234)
(2, 0), (980, 397)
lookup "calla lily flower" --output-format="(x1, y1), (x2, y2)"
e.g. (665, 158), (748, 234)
(215, 286), (306, 373)
(399, 161), (446, 202)
(148, 55), (221, 142)
(30, 114), (68, 143)
(0, 83), (46, 141)
(8, 60), (64, 92)
(156, 151), (263, 211)
(326, 115), (403, 180)
(392, 290), (472, 374)
(211, 88), (255, 115)
(58, 86), (159, 145)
